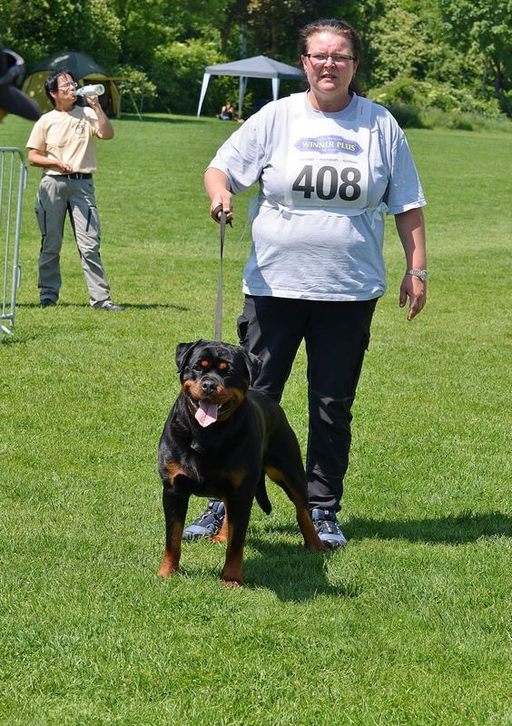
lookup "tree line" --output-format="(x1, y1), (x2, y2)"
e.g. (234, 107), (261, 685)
(1, 0), (510, 124)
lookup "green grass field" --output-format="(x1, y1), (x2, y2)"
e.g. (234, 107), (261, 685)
(1, 112), (511, 726)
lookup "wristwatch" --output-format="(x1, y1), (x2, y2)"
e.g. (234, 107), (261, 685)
(406, 268), (428, 282)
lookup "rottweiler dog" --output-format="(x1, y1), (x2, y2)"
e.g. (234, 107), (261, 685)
(157, 339), (326, 585)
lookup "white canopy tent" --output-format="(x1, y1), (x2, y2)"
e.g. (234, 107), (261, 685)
(196, 55), (305, 117)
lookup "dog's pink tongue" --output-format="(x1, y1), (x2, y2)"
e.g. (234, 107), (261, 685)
(195, 401), (218, 427)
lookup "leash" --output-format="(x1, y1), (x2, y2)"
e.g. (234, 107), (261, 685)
(213, 205), (229, 342)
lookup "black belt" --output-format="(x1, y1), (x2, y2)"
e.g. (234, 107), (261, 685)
(53, 173), (92, 180)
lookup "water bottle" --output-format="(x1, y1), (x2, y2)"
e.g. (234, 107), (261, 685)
(76, 83), (105, 97)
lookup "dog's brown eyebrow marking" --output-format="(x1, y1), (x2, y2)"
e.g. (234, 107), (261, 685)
(218, 361), (228, 370)
(200, 359), (210, 368)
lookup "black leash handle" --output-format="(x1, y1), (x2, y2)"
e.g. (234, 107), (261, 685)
(213, 206), (228, 342)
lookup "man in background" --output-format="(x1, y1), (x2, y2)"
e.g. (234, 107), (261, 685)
(26, 68), (123, 310)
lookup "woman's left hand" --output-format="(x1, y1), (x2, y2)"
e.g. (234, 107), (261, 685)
(399, 274), (426, 320)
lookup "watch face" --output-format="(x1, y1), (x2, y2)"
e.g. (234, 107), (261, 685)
(408, 269), (427, 281)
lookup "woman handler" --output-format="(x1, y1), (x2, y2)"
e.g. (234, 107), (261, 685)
(184, 18), (427, 547)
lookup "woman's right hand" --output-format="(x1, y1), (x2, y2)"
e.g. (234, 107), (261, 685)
(205, 168), (233, 224)
(210, 190), (233, 224)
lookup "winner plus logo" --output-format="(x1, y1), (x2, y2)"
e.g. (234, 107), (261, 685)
(294, 135), (362, 155)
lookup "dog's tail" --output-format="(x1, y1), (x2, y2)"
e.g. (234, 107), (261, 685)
(255, 473), (272, 515)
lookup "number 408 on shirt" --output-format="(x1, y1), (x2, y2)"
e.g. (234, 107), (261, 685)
(292, 164), (362, 202)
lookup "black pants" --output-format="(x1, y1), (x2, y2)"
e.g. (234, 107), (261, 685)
(237, 295), (378, 511)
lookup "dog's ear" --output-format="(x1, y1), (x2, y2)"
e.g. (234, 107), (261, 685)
(175, 341), (203, 375)
(241, 349), (262, 385)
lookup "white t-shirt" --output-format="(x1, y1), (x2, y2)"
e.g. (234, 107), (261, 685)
(208, 92), (426, 301)
(26, 106), (100, 174)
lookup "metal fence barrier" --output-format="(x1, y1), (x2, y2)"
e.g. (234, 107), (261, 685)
(1, 147), (27, 338)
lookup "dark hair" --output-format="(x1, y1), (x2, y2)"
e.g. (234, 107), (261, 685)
(44, 68), (75, 106)
(298, 18), (363, 95)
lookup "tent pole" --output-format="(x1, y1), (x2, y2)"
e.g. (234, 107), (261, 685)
(126, 89), (143, 121)
(238, 77), (247, 118)
(197, 73), (211, 116)
(272, 77), (280, 101)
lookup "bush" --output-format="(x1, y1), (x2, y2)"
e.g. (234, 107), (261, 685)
(440, 113), (474, 131)
(498, 89), (512, 117)
(370, 76), (503, 118)
(368, 78), (512, 131)
(117, 67), (157, 115)
(371, 76), (419, 106)
(421, 108), (512, 133)
(384, 102), (426, 128)
(150, 39), (225, 116)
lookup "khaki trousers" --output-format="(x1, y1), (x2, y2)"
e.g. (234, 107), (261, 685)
(35, 174), (110, 305)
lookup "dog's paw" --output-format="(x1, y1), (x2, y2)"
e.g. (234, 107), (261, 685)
(221, 578), (243, 588)
(156, 552), (179, 578)
(221, 564), (244, 586)
(211, 532), (228, 544)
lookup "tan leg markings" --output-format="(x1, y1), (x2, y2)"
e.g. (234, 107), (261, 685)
(156, 521), (184, 577)
(265, 465), (326, 551)
(221, 547), (244, 586)
(211, 505), (229, 543)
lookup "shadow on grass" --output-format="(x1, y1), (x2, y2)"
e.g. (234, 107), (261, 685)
(236, 512), (511, 600)
(120, 114), (203, 124)
(120, 302), (189, 311)
(242, 538), (357, 601)
(17, 302), (189, 311)
(263, 512), (511, 546)
(345, 511), (511, 544)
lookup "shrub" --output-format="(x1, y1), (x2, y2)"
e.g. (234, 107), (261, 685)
(421, 108), (512, 133)
(368, 77), (512, 131)
(370, 76), (503, 118)
(370, 76), (420, 107)
(441, 113), (474, 131)
(117, 67), (157, 115)
(498, 89), (512, 117)
(150, 39), (225, 115)
(384, 102), (426, 128)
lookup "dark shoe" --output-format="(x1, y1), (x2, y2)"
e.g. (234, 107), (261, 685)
(310, 508), (348, 549)
(93, 300), (124, 312)
(40, 298), (57, 308)
(182, 500), (225, 541)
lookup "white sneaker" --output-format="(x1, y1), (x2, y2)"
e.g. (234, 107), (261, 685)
(93, 300), (124, 312)
(310, 508), (348, 549)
